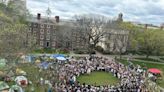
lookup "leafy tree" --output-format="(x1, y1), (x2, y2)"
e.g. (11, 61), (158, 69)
(0, 3), (36, 62)
(119, 22), (141, 53)
(137, 29), (164, 58)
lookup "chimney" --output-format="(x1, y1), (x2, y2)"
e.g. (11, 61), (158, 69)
(145, 24), (148, 29)
(37, 13), (41, 20)
(160, 26), (163, 30)
(55, 16), (59, 23)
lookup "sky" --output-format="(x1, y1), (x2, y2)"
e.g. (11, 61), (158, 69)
(27, 0), (164, 25)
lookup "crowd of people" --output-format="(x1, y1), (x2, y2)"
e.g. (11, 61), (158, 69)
(45, 56), (149, 92)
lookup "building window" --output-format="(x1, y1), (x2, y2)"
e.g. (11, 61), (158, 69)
(47, 30), (50, 34)
(47, 25), (50, 28)
(46, 34), (50, 40)
(40, 29), (44, 34)
(40, 41), (43, 46)
(29, 28), (31, 32)
(34, 23), (37, 28)
(41, 24), (44, 28)
(40, 35), (44, 40)
(46, 41), (50, 47)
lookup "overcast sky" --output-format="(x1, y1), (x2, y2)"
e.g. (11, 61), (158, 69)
(27, 0), (164, 25)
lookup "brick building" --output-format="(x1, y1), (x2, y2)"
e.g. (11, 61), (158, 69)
(27, 13), (88, 50)
(27, 13), (59, 49)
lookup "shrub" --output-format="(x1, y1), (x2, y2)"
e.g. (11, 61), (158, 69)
(95, 46), (104, 52)
(160, 57), (164, 60)
(58, 48), (70, 54)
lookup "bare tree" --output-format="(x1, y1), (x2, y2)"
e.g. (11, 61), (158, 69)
(74, 15), (108, 52)
(114, 32), (128, 59)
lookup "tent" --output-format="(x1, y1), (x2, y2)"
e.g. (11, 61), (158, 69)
(0, 59), (7, 69)
(39, 62), (50, 69)
(24, 55), (35, 63)
(52, 54), (66, 61)
(9, 85), (23, 92)
(56, 57), (66, 61)
(0, 71), (5, 76)
(148, 68), (162, 74)
(52, 54), (65, 58)
(35, 59), (41, 64)
(0, 81), (9, 91)
(16, 68), (26, 75)
(15, 76), (28, 87)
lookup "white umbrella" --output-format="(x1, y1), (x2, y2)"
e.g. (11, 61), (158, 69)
(56, 57), (66, 61)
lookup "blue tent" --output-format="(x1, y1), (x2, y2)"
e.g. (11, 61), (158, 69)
(51, 54), (66, 61)
(52, 54), (65, 58)
(39, 62), (51, 69)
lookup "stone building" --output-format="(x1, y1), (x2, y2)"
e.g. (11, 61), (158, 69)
(98, 29), (129, 53)
(27, 13), (89, 50)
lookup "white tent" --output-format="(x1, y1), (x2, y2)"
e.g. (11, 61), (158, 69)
(15, 76), (28, 86)
(56, 57), (66, 61)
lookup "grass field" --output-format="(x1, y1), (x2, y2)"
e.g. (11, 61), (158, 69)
(77, 71), (119, 86)
(15, 63), (48, 92)
(118, 59), (164, 88)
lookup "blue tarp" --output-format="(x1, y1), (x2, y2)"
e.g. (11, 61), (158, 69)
(52, 54), (65, 58)
(51, 54), (67, 61)
(39, 62), (52, 69)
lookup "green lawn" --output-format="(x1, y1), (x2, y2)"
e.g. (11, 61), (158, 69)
(77, 71), (119, 86)
(118, 59), (164, 88)
(8, 63), (49, 92)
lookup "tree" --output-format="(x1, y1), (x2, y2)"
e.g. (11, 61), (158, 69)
(137, 29), (164, 58)
(0, 3), (36, 62)
(119, 22), (141, 53)
(74, 15), (107, 53)
(114, 32), (129, 59)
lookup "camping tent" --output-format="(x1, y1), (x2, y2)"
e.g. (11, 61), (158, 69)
(9, 85), (23, 92)
(24, 55), (35, 63)
(148, 68), (162, 74)
(16, 68), (26, 75)
(56, 57), (66, 61)
(0, 71), (5, 77)
(35, 59), (41, 64)
(39, 62), (51, 69)
(0, 59), (7, 69)
(15, 76), (28, 86)
(52, 54), (66, 61)
(0, 81), (9, 91)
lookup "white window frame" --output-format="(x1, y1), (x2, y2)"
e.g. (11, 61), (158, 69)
(41, 24), (44, 28)
(40, 41), (44, 46)
(40, 29), (44, 34)
(46, 34), (50, 40)
(40, 35), (44, 40)
(47, 30), (50, 34)
(47, 25), (50, 28)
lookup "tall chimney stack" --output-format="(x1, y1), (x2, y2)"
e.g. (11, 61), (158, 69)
(145, 24), (148, 29)
(55, 16), (59, 23)
(37, 13), (41, 20)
